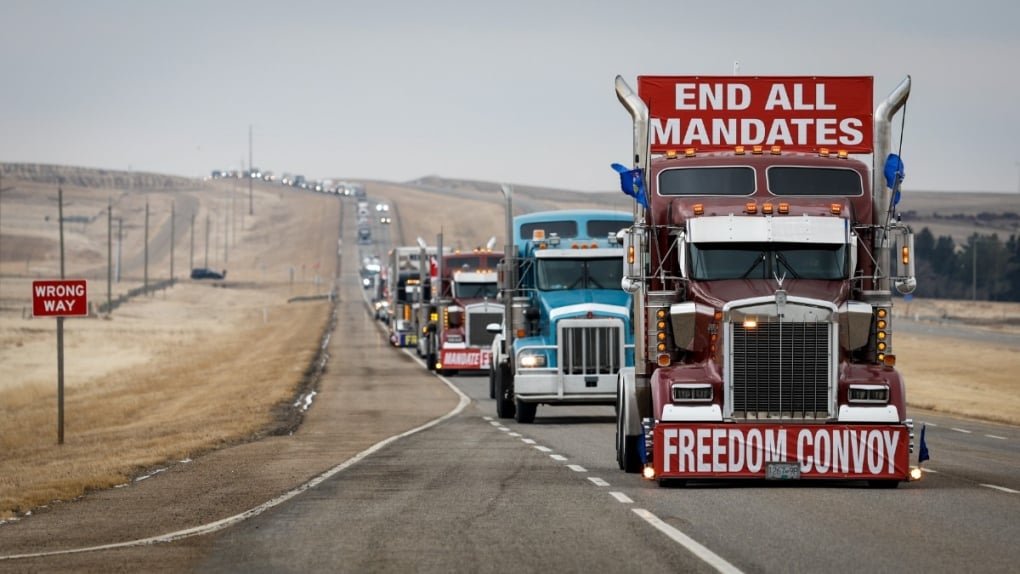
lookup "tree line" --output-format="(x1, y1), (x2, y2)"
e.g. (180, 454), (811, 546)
(910, 227), (1020, 301)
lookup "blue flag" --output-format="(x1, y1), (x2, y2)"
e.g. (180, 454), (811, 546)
(611, 163), (649, 209)
(918, 423), (930, 464)
(884, 154), (905, 206)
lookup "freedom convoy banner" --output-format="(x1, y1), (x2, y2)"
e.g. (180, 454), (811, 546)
(653, 423), (910, 479)
(637, 76), (874, 154)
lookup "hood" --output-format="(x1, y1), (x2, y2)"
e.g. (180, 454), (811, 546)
(536, 289), (632, 322)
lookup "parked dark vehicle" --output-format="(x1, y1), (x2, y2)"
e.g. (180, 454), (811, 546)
(191, 268), (226, 280)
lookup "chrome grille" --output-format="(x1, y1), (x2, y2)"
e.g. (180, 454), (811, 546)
(467, 312), (501, 347)
(731, 321), (830, 418)
(560, 323), (622, 375)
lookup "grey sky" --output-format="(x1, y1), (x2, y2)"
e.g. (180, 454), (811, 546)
(3, 0), (1019, 194)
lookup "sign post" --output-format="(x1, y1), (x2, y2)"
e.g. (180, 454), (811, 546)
(33, 279), (88, 444)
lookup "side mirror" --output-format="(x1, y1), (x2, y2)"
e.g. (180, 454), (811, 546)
(621, 227), (640, 293)
(894, 230), (917, 295)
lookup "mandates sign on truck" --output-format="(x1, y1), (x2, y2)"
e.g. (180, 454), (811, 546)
(32, 279), (88, 317)
(654, 424), (910, 480)
(638, 76), (874, 153)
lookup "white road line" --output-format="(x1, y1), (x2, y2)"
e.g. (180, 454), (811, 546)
(521, 438), (536, 444)
(0, 365), (475, 562)
(534, 445), (553, 453)
(980, 484), (1020, 494)
(986, 434), (1007, 440)
(497, 427), (510, 432)
(507, 432), (521, 437)
(589, 477), (611, 487)
(566, 464), (587, 473)
(950, 427), (972, 434)
(609, 491), (632, 503)
(550, 454), (568, 461)
(482, 416), (492, 421)
(922, 468), (938, 474)
(489, 421), (501, 427)
(632, 509), (744, 574)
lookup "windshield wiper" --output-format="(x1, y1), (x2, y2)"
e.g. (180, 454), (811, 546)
(740, 252), (767, 279)
(774, 252), (801, 279)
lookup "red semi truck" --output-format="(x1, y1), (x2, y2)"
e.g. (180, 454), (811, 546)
(424, 244), (504, 375)
(614, 75), (921, 487)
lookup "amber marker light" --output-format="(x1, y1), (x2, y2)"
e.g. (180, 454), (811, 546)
(819, 148), (830, 157)
(684, 148), (696, 157)
(693, 204), (704, 216)
(665, 149), (678, 159)
(752, 145), (764, 154)
(735, 145), (746, 155)
(778, 202), (790, 214)
(830, 203), (842, 215)
(745, 202), (757, 214)
(837, 150), (849, 159)
(770, 145), (781, 155)
(762, 203), (774, 214)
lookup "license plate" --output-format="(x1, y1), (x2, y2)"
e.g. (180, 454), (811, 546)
(766, 462), (801, 480)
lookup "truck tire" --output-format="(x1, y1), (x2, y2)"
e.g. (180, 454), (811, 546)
(427, 352), (437, 372)
(514, 400), (537, 424)
(488, 368), (496, 399)
(495, 363), (516, 419)
(616, 381), (642, 473)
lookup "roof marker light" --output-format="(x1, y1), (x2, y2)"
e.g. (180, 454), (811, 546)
(830, 203), (842, 215)
(762, 203), (774, 214)
(819, 148), (830, 157)
(745, 202), (757, 214)
(778, 202), (789, 214)
(684, 148), (696, 157)
(693, 204), (704, 216)
(770, 145), (782, 155)
(665, 149), (678, 159)
(837, 150), (849, 159)
(752, 145), (764, 155)
(735, 145), (745, 155)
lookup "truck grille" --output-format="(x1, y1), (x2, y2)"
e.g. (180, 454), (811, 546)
(730, 321), (831, 418)
(560, 323), (622, 375)
(467, 311), (501, 347)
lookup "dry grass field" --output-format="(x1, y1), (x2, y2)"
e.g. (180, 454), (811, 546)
(0, 165), (1018, 521)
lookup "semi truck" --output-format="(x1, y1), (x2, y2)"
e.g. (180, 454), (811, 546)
(613, 74), (919, 487)
(489, 204), (634, 423)
(386, 243), (448, 348)
(422, 241), (504, 375)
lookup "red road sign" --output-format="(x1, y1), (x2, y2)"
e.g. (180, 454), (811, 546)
(32, 279), (88, 317)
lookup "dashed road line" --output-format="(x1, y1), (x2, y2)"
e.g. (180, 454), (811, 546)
(497, 427), (510, 432)
(950, 427), (972, 434)
(550, 454), (568, 461)
(521, 438), (536, 444)
(980, 484), (1019, 494)
(507, 432), (521, 437)
(609, 491), (632, 503)
(589, 477), (610, 487)
(566, 464), (587, 473)
(986, 434), (1006, 440)
(632, 509), (744, 574)
(533, 445), (553, 453)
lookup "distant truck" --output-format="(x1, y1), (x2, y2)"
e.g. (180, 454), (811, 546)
(386, 244), (449, 347)
(612, 74), (919, 486)
(421, 239), (503, 375)
(489, 206), (634, 423)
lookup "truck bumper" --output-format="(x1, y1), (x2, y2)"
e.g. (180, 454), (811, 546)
(514, 371), (617, 405)
(651, 422), (911, 480)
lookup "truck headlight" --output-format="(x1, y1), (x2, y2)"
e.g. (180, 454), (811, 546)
(520, 354), (546, 368)
(446, 334), (464, 344)
(848, 385), (889, 403)
(671, 384), (713, 402)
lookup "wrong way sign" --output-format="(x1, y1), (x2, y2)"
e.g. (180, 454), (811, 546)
(32, 279), (88, 317)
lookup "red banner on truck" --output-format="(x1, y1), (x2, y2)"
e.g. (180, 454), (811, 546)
(637, 76), (874, 154)
(32, 279), (88, 317)
(653, 423), (909, 480)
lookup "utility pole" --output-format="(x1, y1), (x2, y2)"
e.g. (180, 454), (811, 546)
(116, 218), (122, 283)
(205, 213), (210, 267)
(144, 199), (150, 292)
(107, 198), (112, 313)
(170, 200), (175, 282)
(57, 185), (66, 445)
(972, 236), (978, 301)
(190, 211), (195, 271)
(249, 124), (254, 215)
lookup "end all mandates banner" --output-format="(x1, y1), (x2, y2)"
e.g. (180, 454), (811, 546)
(637, 76), (875, 154)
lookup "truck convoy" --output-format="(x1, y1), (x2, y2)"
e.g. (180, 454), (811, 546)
(421, 241), (504, 375)
(490, 206), (634, 423)
(613, 75), (919, 486)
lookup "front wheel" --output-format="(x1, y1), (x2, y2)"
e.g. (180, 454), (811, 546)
(495, 363), (516, 419)
(515, 400), (536, 424)
(488, 368), (496, 399)
(616, 380), (642, 473)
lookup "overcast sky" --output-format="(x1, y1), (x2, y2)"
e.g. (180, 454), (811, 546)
(3, 0), (1019, 195)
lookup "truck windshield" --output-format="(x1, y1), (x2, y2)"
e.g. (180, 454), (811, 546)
(537, 257), (622, 291)
(689, 243), (847, 280)
(455, 282), (499, 299)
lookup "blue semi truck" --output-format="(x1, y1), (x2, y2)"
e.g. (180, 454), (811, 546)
(489, 202), (634, 423)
